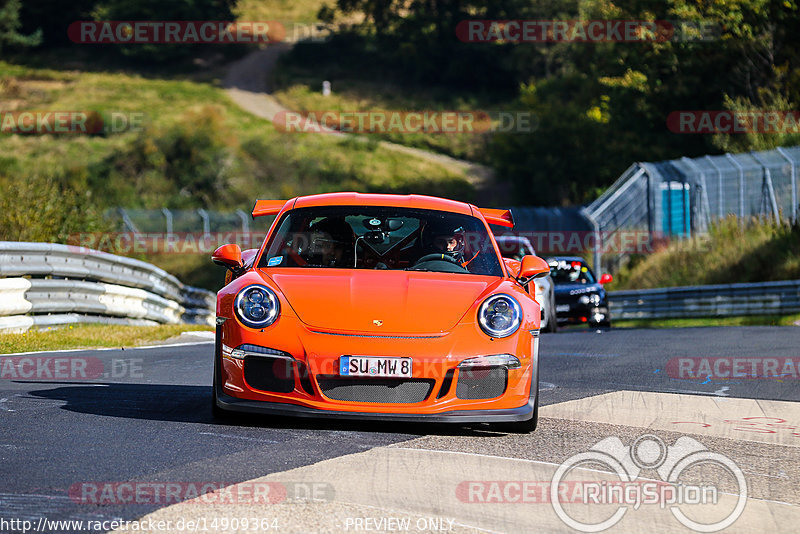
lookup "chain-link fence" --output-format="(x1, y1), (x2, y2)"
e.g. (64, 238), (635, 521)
(106, 208), (272, 253)
(114, 208), (253, 234)
(584, 145), (800, 273)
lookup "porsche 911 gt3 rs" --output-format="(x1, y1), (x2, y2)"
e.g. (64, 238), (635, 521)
(211, 193), (550, 432)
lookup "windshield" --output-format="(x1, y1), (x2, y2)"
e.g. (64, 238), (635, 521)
(258, 206), (503, 276)
(549, 258), (596, 284)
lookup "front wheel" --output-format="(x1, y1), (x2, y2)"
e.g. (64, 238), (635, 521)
(544, 300), (558, 333)
(494, 378), (539, 434)
(212, 328), (232, 420)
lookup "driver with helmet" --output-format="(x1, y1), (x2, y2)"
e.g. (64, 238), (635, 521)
(420, 219), (479, 269)
(305, 217), (354, 267)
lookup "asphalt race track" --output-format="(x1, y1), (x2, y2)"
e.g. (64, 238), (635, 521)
(2, 327), (800, 533)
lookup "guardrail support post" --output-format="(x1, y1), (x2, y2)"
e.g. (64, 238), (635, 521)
(681, 157), (711, 234)
(581, 208), (602, 277)
(236, 209), (250, 248)
(197, 209), (211, 237)
(777, 147), (797, 224)
(705, 156), (724, 219)
(161, 208), (173, 235)
(726, 154), (746, 227)
(118, 208), (140, 234)
(751, 152), (781, 225)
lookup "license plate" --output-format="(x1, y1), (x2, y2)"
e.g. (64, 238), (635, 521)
(339, 356), (412, 378)
(556, 304), (570, 313)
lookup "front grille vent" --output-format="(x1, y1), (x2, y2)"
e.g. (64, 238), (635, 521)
(316, 376), (434, 403)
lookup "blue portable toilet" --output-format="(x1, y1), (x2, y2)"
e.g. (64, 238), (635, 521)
(660, 182), (691, 237)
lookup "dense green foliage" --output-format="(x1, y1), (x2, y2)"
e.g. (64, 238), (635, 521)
(0, 0), (41, 52)
(295, 0), (800, 205)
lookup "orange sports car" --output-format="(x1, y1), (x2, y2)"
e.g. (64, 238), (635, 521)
(211, 193), (550, 431)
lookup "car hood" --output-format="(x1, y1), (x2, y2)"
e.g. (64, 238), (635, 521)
(260, 269), (500, 334)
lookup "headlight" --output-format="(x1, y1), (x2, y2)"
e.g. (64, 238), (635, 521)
(578, 294), (602, 306)
(478, 294), (522, 338)
(234, 285), (280, 328)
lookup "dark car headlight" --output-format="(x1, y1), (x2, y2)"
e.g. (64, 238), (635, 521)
(578, 293), (602, 306)
(234, 285), (280, 328)
(478, 294), (522, 338)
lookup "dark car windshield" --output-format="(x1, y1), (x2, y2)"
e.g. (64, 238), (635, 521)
(258, 206), (503, 276)
(549, 258), (596, 284)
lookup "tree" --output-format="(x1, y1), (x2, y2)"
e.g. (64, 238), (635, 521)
(0, 0), (41, 52)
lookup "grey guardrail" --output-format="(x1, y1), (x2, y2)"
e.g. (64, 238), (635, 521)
(608, 279), (800, 319)
(0, 242), (216, 332)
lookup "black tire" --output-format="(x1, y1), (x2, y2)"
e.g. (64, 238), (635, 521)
(212, 328), (232, 420)
(544, 299), (558, 333)
(494, 377), (539, 434)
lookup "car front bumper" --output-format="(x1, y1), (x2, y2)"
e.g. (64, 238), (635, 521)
(215, 386), (536, 423)
(215, 317), (539, 421)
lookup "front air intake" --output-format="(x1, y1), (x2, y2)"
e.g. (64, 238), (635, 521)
(316, 376), (435, 403)
(243, 356), (296, 393)
(455, 367), (508, 400)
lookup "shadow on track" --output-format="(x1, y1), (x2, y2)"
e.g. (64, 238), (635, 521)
(25, 382), (503, 437)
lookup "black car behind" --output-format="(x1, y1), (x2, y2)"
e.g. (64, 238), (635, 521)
(547, 256), (612, 328)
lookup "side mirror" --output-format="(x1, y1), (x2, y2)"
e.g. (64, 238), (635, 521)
(241, 248), (259, 269)
(503, 257), (522, 278)
(518, 255), (550, 283)
(599, 273), (613, 285)
(212, 244), (244, 271)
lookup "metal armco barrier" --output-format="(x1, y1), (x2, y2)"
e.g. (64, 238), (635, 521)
(608, 279), (800, 319)
(0, 242), (215, 332)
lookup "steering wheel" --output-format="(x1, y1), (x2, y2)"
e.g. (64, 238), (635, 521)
(412, 253), (461, 266)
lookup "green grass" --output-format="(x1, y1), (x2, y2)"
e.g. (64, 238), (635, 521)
(611, 216), (800, 290)
(0, 324), (213, 354)
(613, 313), (800, 329)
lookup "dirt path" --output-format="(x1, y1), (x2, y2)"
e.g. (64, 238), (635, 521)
(222, 45), (510, 204)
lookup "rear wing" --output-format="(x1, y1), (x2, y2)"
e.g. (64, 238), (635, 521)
(252, 200), (288, 218)
(477, 207), (514, 228)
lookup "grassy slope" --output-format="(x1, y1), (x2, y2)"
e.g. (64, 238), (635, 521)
(271, 72), (498, 162)
(270, 39), (519, 163)
(611, 216), (800, 290)
(0, 58), (475, 289)
(0, 61), (472, 203)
